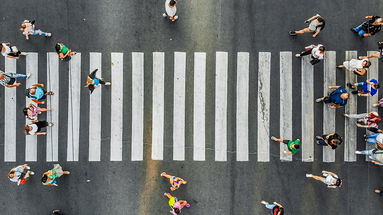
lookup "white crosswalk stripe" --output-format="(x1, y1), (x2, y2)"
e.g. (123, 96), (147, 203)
(1, 51), (381, 162)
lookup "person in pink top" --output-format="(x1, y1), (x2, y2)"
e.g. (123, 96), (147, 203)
(23, 103), (51, 120)
(164, 193), (190, 214)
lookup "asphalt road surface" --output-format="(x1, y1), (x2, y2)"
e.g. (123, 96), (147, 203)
(0, 0), (383, 214)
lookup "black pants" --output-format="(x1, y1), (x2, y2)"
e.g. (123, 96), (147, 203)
(89, 69), (105, 85)
(300, 50), (321, 65)
(35, 120), (49, 132)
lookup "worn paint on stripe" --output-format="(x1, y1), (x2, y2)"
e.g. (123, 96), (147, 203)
(193, 52), (206, 161)
(236, 52), (249, 161)
(152, 52), (165, 160)
(132, 52), (144, 161)
(110, 53), (124, 161)
(173, 52), (186, 160)
(4, 57), (16, 162)
(279, 52), (292, 161)
(257, 52), (271, 162)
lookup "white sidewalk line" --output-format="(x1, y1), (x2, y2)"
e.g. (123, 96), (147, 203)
(323, 51), (336, 162)
(344, 51), (357, 162)
(366, 51), (379, 160)
(173, 52), (186, 161)
(46, 53), (59, 162)
(4, 57), (16, 162)
(110, 53), (124, 161)
(193, 52), (206, 161)
(215, 52), (228, 161)
(25, 53), (38, 162)
(279, 52), (293, 161)
(257, 52), (271, 162)
(131, 52), (144, 161)
(236, 52), (249, 161)
(152, 52), (165, 160)
(67, 53), (81, 161)
(88, 53), (102, 161)
(301, 55), (314, 162)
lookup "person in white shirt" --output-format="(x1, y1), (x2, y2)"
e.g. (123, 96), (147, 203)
(163, 0), (178, 22)
(306, 171), (342, 188)
(295, 44), (325, 65)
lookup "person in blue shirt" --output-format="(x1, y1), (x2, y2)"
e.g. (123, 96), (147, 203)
(315, 86), (349, 108)
(85, 69), (111, 94)
(348, 79), (380, 97)
(25, 83), (54, 104)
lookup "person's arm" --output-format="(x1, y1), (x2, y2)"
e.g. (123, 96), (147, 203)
(356, 124), (370, 128)
(273, 202), (283, 208)
(59, 53), (65, 59)
(63, 49), (71, 58)
(32, 99), (44, 104)
(32, 83), (44, 87)
(327, 185), (337, 189)
(7, 55), (19, 59)
(23, 28), (30, 40)
(365, 16), (374, 19)
(364, 33), (372, 37)
(312, 30), (321, 38)
(307, 15), (320, 22)
(283, 151), (292, 155)
(328, 86), (340, 89)
(329, 104), (342, 109)
(358, 93), (371, 97)
(354, 69), (366, 76)
(322, 170), (337, 176)
(5, 83), (21, 88)
(34, 132), (47, 135)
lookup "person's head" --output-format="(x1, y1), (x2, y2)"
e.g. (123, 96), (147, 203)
(8, 169), (15, 179)
(331, 139), (341, 145)
(24, 125), (31, 134)
(335, 179), (342, 187)
(55, 43), (62, 54)
(375, 189), (382, 194)
(28, 88), (36, 95)
(363, 60), (371, 68)
(293, 144), (300, 149)
(169, 0), (176, 6)
(173, 208), (180, 214)
(0, 73), (4, 80)
(373, 83), (380, 89)
(319, 46), (325, 52)
(340, 93), (349, 100)
(20, 23), (27, 30)
(316, 17), (324, 23)
(41, 174), (48, 183)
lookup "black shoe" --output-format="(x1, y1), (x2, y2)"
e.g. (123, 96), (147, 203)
(315, 136), (323, 140)
(289, 31), (297, 36)
(351, 90), (358, 94)
(347, 83), (354, 88)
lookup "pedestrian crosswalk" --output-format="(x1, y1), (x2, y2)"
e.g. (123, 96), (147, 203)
(1, 51), (380, 162)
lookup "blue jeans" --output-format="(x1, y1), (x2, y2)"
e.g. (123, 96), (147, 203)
(31, 29), (49, 36)
(7, 73), (27, 79)
(367, 133), (379, 144)
(265, 204), (276, 210)
(353, 24), (366, 37)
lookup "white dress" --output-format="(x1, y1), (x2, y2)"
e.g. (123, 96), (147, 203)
(343, 59), (366, 71)
(165, 0), (177, 17)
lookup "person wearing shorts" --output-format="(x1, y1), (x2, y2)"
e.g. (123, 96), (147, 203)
(24, 120), (53, 135)
(25, 83), (54, 104)
(289, 14), (325, 37)
(306, 171), (342, 188)
(348, 79), (379, 97)
(315, 86), (349, 108)
(271, 136), (300, 155)
(160, 172), (188, 191)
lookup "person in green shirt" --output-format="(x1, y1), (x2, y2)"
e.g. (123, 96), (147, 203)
(271, 136), (300, 155)
(55, 43), (77, 60)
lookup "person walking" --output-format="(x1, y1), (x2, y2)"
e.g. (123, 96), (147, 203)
(347, 79), (379, 97)
(41, 164), (70, 186)
(260, 200), (284, 215)
(363, 132), (383, 150)
(359, 41), (383, 60)
(163, 0), (178, 22)
(315, 133), (342, 150)
(160, 172), (188, 191)
(24, 120), (53, 135)
(1, 42), (27, 59)
(55, 43), (77, 61)
(25, 84), (54, 104)
(295, 44), (325, 65)
(85, 69), (111, 94)
(270, 136), (300, 155)
(352, 16), (383, 38)
(289, 14), (325, 37)
(336, 58), (371, 76)
(0, 70), (30, 88)
(23, 103), (51, 121)
(306, 171), (342, 188)
(164, 192), (190, 214)
(355, 148), (383, 165)
(8, 164), (34, 186)
(315, 86), (349, 108)
(344, 112), (380, 128)
(20, 20), (52, 40)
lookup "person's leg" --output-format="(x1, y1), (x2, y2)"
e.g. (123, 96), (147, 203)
(311, 176), (325, 182)
(299, 49), (312, 56)
(164, 192), (173, 199)
(89, 69), (98, 79)
(353, 24), (363, 32)
(358, 29), (366, 37)
(355, 149), (373, 155)
(39, 108), (51, 112)
(265, 204), (276, 210)
(295, 28), (313, 34)
(271, 136), (284, 143)
(346, 113), (368, 119)
(160, 172), (173, 179)
(367, 137), (377, 144)
(8, 73), (27, 79)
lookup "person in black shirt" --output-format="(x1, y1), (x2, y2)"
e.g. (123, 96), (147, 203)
(316, 133), (342, 149)
(352, 16), (383, 37)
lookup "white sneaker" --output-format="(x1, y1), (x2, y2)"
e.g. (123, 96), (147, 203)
(105, 82), (111, 86)
(48, 122), (54, 127)
(26, 73), (31, 79)
(355, 151), (363, 154)
(20, 52), (27, 55)
(260, 200), (268, 205)
(29, 171), (35, 175)
(315, 98), (323, 103)
(163, 13), (167, 17)
(344, 114), (349, 117)
(46, 33), (52, 37)
(26, 166), (30, 170)
(306, 174), (313, 178)
(174, 15), (178, 20)
(295, 54), (301, 58)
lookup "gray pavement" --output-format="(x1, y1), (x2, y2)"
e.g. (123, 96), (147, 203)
(0, 0), (383, 214)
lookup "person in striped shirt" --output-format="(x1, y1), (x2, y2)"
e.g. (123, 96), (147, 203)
(0, 70), (30, 88)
